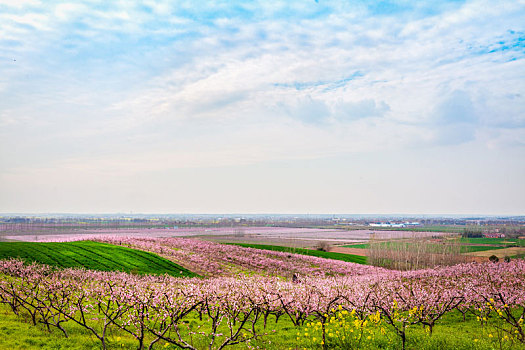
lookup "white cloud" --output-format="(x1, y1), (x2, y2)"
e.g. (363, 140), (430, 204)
(0, 0), (524, 213)
(0, 0), (40, 9)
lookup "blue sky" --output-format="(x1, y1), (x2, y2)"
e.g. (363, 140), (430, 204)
(0, 0), (524, 214)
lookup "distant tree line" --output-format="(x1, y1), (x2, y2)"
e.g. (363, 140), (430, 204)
(462, 227), (483, 238)
(461, 225), (525, 238)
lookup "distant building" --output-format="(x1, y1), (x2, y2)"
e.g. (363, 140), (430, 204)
(369, 222), (406, 228)
(483, 232), (505, 238)
(404, 222), (421, 226)
(368, 221), (420, 228)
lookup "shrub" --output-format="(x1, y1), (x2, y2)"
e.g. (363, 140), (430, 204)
(315, 241), (331, 252)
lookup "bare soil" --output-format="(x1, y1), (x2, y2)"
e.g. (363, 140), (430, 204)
(329, 246), (368, 256)
(466, 247), (525, 258)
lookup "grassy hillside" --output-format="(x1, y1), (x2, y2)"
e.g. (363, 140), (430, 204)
(0, 240), (197, 277)
(228, 243), (367, 264)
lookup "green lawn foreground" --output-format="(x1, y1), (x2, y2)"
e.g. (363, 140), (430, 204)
(0, 304), (524, 350)
(228, 242), (368, 264)
(0, 240), (197, 277)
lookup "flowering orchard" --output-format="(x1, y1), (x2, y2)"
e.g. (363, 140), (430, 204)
(92, 237), (381, 278)
(1, 239), (525, 349)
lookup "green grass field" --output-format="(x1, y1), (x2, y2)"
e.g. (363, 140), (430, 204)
(0, 304), (523, 350)
(342, 243), (370, 249)
(459, 237), (525, 246)
(228, 243), (367, 264)
(0, 240), (197, 277)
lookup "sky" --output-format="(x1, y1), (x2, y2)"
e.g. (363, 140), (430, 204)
(0, 0), (524, 215)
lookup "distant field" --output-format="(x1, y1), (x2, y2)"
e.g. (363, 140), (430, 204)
(368, 225), (466, 233)
(466, 247), (525, 259)
(459, 237), (525, 246)
(0, 240), (197, 277)
(342, 243), (369, 249)
(228, 243), (367, 264)
(314, 225), (467, 233)
(341, 242), (507, 253)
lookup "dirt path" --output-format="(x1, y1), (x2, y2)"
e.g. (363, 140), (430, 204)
(330, 246), (368, 256)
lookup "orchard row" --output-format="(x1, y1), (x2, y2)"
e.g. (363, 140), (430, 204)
(1, 256), (524, 349)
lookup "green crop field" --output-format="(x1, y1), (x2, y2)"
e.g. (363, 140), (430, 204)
(0, 240), (197, 277)
(228, 243), (367, 264)
(459, 245), (507, 253)
(342, 243), (369, 249)
(459, 237), (525, 246)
